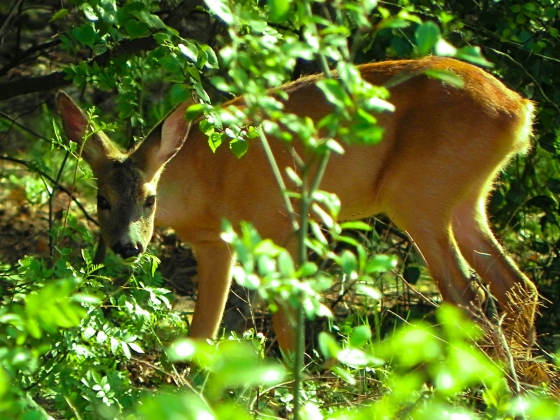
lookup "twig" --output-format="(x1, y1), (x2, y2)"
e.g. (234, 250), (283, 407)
(0, 0), (23, 38)
(394, 271), (440, 309)
(0, 0), (206, 101)
(488, 48), (560, 115)
(49, 151), (70, 258)
(0, 111), (50, 142)
(0, 155), (98, 226)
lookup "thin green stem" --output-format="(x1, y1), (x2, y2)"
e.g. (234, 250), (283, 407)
(257, 129), (299, 232)
(292, 165), (308, 420)
(309, 149), (332, 197)
(292, 148), (332, 419)
(292, 6), (340, 419)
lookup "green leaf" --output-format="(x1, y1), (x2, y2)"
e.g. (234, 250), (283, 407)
(80, 3), (98, 21)
(159, 54), (181, 73)
(185, 103), (206, 121)
(50, 8), (69, 22)
(278, 251), (295, 277)
(350, 325), (372, 347)
(110, 336), (119, 353)
(310, 220), (329, 246)
(254, 239), (284, 256)
(455, 46), (493, 67)
(415, 21), (441, 56)
(268, 0), (291, 23)
(296, 262), (318, 278)
(83, 327), (96, 339)
(97, 330), (107, 344)
(317, 79), (351, 109)
(205, 0), (234, 24)
(318, 332), (341, 359)
(147, 14), (166, 29)
(26, 319), (42, 339)
(178, 42), (198, 63)
(121, 341), (131, 358)
(331, 365), (356, 385)
(424, 69), (465, 88)
(124, 20), (149, 39)
(340, 250), (358, 276)
(378, 16), (410, 30)
(312, 203), (334, 228)
(355, 284), (382, 300)
(194, 81), (211, 103)
(312, 190), (341, 217)
(339, 221), (372, 231)
(170, 84), (191, 105)
(434, 38), (457, 56)
(285, 167), (302, 186)
(140, 393), (216, 420)
(71, 294), (101, 305)
(257, 255), (276, 276)
(232, 268), (261, 289)
(229, 138), (249, 158)
(0, 367), (10, 399)
(71, 24), (98, 48)
(218, 360), (286, 388)
(325, 138), (345, 154)
(337, 347), (370, 366)
(128, 342), (144, 354)
(208, 132), (224, 152)
(363, 96), (394, 113)
(365, 254), (397, 273)
(201, 44), (219, 69)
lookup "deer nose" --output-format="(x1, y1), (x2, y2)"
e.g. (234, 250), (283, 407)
(113, 242), (143, 260)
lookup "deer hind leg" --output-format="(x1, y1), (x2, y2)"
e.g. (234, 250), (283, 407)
(188, 242), (234, 340)
(272, 306), (297, 356)
(452, 195), (538, 346)
(392, 208), (479, 309)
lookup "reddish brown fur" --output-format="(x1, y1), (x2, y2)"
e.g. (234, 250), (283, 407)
(58, 56), (538, 352)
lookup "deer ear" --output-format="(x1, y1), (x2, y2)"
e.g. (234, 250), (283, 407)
(133, 100), (193, 179)
(56, 91), (122, 170)
(56, 91), (89, 142)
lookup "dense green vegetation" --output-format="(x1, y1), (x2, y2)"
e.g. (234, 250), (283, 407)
(0, 0), (559, 418)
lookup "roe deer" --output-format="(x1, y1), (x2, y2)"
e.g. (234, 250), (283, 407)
(57, 56), (538, 353)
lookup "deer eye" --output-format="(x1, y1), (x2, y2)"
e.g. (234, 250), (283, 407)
(97, 195), (111, 211)
(145, 195), (156, 208)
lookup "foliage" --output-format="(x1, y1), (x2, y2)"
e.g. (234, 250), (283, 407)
(0, 0), (559, 418)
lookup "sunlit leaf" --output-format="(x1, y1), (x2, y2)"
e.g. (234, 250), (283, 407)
(318, 332), (341, 359)
(267, 0), (291, 22)
(178, 42), (198, 62)
(340, 250), (358, 276)
(332, 365), (356, 385)
(424, 69), (465, 88)
(455, 46), (494, 67)
(350, 325), (372, 347)
(355, 284), (382, 300)
(339, 221), (372, 231)
(50, 8), (69, 22)
(434, 38), (457, 56)
(365, 254), (397, 273)
(205, 0), (234, 24)
(317, 79), (351, 109)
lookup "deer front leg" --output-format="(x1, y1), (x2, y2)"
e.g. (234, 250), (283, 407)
(189, 242), (234, 340)
(271, 238), (303, 356)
